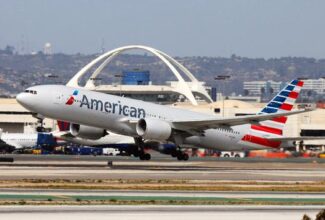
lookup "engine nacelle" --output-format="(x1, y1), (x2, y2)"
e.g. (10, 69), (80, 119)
(70, 124), (107, 140)
(136, 118), (172, 141)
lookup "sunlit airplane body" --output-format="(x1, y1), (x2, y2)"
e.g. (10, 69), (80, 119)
(17, 79), (311, 160)
(0, 132), (37, 152)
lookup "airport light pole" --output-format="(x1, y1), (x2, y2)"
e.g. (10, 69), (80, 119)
(114, 74), (123, 96)
(214, 75), (231, 117)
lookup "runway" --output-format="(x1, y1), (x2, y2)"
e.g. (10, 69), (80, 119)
(0, 161), (325, 181)
(0, 205), (321, 220)
(0, 154), (325, 209)
(3, 154), (325, 163)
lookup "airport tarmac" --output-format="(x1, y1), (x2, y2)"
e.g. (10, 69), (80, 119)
(0, 155), (324, 218)
(0, 205), (321, 220)
(1, 165), (325, 181)
(0, 155), (325, 181)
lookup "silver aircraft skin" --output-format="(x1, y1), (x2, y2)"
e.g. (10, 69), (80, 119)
(16, 79), (309, 158)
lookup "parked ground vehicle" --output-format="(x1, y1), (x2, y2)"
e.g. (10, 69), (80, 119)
(103, 148), (120, 156)
(220, 151), (245, 158)
(65, 146), (103, 156)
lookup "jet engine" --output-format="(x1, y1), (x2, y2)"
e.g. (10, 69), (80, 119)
(70, 124), (107, 140)
(136, 118), (172, 141)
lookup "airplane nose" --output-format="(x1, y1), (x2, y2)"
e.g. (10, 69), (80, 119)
(16, 93), (29, 107)
(16, 93), (24, 104)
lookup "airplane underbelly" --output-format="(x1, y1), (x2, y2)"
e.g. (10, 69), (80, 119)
(185, 129), (242, 151)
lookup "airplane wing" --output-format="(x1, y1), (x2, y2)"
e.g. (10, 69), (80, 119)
(266, 136), (325, 141)
(171, 109), (310, 130)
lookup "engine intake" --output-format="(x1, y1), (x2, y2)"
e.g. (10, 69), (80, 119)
(70, 124), (107, 140)
(136, 118), (172, 141)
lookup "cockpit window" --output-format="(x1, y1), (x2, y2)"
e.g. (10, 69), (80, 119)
(24, 90), (37, 94)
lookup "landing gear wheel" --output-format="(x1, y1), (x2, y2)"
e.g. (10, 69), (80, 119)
(139, 153), (151, 161)
(182, 153), (189, 161)
(144, 153), (151, 160)
(139, 154), (145, 160)
(177, 153), (189, 161)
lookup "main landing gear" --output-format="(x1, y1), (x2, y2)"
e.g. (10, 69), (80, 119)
(134, 137), (151, 161)
(171, 147), (189, 161)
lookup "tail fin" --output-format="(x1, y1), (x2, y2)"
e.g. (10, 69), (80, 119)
(57, 121), (70, 131)
(253, 79), (304, 136)
(241, 79), (304, 149)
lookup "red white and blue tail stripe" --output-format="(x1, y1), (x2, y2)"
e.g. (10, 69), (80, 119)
(260, 79), (303, 115)
(57, 120), (70, 131)
(241, 79), (304, 149)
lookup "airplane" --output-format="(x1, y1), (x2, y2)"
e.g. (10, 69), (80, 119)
(0, 131), (37, 153)
(16, 79), (315, 161)
(0, 129), (58, 153)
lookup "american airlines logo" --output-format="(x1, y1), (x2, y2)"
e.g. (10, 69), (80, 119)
(79, 95), (146, 118)
(66, 90), (79, 105)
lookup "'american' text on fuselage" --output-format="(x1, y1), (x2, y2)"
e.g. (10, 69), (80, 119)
(79, 95), (146, 118)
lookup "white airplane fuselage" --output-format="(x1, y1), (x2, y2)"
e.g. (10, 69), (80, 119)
(16, 85), (289, 151)
(1, 133), (38, 149)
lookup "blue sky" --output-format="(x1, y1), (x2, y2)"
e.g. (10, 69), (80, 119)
(1, 0), (324, 58)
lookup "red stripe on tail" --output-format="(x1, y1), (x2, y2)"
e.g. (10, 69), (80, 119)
(288, 91), (299, 99)
(297, 81), (304, 87)
(280, 103), (293, 111)
(242, 135), (281, 148)
(251, 125), (282, 135)
(57, 121), (70, 131)
(272, 116), (287, 124)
